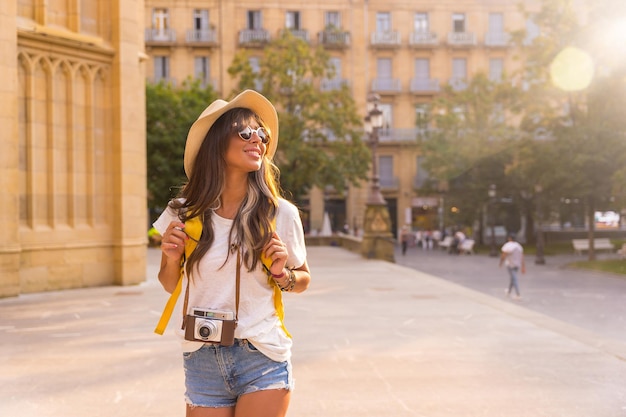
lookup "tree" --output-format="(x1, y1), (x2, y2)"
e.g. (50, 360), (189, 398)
(228, 31), (370, 201)
(146, 80), (218, 220)
(419, 73), (521, 235)
(511, 0), (626, 259)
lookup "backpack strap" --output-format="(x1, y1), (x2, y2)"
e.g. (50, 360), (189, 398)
(153, 216), (202, 335)
(154, 215), (291, 338)
(260, 219), (292, 339)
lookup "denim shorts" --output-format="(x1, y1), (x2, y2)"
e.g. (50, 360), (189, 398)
(182, 339), (293, 408)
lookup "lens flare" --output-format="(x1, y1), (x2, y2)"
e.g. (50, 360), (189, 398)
(549, 46), (595, 91)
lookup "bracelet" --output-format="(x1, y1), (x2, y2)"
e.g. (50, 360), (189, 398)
(279, 268), (296, 292)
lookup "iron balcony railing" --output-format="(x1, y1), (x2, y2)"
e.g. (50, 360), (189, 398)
(186, 29), (218, 44)
(447, 31), (476, 46)
(409, 31), (438, 46)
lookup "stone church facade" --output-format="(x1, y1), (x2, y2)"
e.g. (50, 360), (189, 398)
(1, 1), (147, 297)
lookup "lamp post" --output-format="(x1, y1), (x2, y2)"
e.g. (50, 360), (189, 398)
(360, 93), (394, 262)
(535, 184), (546, 265)
(488, 184), (498, 257)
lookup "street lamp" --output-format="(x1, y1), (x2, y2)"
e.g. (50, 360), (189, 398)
(360, 93), (394, 262)
(535, 184), (546, 265)
(488, 184), (498, 257)
(364, 95), (385, 205)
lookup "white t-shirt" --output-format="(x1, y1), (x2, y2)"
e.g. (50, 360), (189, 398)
(501, 241), (524, 268)
(153, 198), (307, 362)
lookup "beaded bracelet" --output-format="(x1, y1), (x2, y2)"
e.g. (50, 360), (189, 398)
(280, 268), (296, 292)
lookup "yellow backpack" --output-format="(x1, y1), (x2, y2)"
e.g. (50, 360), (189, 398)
(154, 216), (291, 338)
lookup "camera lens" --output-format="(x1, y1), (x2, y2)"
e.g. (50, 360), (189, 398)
(199, 326), (212, 338)
(197, 320), (217, 340)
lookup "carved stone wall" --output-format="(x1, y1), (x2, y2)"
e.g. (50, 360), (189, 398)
(1, 0), (147, 297)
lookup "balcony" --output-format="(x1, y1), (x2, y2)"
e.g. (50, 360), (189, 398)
(448, 77), (467, 91)
(238, 29), (270, 46)
(377, 127), (425, 142)
(186, 29), (218, 47)
(318, 30), (351, 48)
(410, 78), (440, 94)
(285, 29), (310, 43)
(371, 78), (402, 94)
(485, 31), (511, 47)
(447, 31), (476, 47)
(320, 78), (350, 91)
(379, 176), (399, 190)
(371, 31), (401, 48)
(145, 28), (176, 46)
(409, 31), (438, 48)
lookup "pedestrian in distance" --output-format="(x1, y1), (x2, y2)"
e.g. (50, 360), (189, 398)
(400, 225), (411, 255)
(499, 233), (525, 300)
(154, 89), (311, 417)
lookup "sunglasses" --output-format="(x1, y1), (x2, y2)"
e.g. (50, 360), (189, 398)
(237, 125), (269, 144)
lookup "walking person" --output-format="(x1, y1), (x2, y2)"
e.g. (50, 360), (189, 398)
(154, 90), (311, 417)
(400, 225), (411, 255)
(499, 234), (525, 300)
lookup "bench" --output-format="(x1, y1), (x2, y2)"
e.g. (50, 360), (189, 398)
(572, 238), (614, 255)
(438, 236), (453, 250)
(459, 239), (475, 255)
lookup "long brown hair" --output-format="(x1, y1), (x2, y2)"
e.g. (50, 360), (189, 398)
(170, 108), (281, 276)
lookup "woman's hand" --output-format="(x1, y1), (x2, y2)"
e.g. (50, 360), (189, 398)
(161, 221), (188, 262)
(157, 221), (188, 294)
(263, 232), (288, 276)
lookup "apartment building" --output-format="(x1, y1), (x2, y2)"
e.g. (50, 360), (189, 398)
(2, 1), (147, 296)
(144, 0), (541, 237)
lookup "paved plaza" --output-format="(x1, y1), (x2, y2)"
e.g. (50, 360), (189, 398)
(1, 246), (626, 417)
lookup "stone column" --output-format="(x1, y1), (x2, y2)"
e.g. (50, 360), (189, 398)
(0, 1), (20, 297)
(110, 0), (148, 285)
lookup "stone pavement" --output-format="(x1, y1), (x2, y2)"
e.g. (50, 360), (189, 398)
(1, 246), (626, 417)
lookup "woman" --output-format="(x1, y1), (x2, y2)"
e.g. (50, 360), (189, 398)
(154, 90), (311, 417)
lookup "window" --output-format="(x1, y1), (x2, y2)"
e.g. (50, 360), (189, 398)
(152, 8), (169, 31)
(154, 56), (169, 82)
(194, 56), (210, 85)
(379, 156), (394, 187)
(489, 58), (504, 82)
(488, 13), (503, 33)
(329, 57), (342, 79)
(325, 11), (341, 29)
(415, 105), (430, 128)
(378, 103), (393, 137)
(377, 58), (392, 79)
(414, 13), (429, 32)
(376, 12), (391, 32)
(286, 11), (301, 30)
(247, 10), (262, 30)
(194, 9), (209, 31)
(451, 58), (467, 90)
(452, 13), (466, 32)
(452, 58), (467, 79)
(415, 58), (430, 79)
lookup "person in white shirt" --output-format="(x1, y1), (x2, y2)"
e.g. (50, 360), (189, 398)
(154, 90), (311, 417)
(499, 234), (525, 300)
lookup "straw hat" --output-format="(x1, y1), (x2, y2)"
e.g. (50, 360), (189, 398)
(183, 89), (279, 178)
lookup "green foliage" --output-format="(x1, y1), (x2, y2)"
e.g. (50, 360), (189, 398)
(146, 79), (218, 219)
(419, 73), (521, 227)
(228, 30), (370, 200)
(420, 0), (626, 240)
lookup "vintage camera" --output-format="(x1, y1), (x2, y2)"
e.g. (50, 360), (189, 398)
(184, 307), (236, 346)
